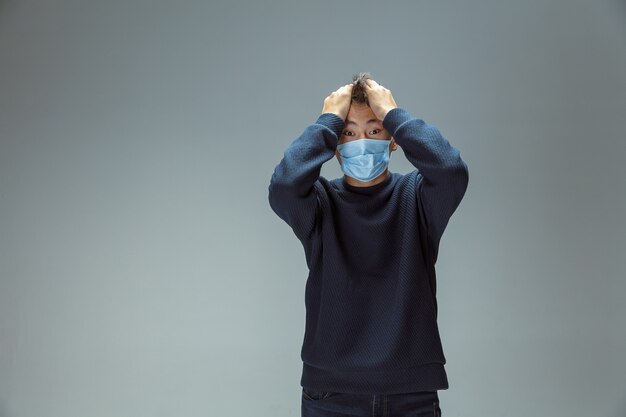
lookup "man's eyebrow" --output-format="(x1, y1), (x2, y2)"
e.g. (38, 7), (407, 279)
(345, 119), (381, 126)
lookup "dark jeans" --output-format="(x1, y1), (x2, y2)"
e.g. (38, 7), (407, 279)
(301, 387), (442, 417)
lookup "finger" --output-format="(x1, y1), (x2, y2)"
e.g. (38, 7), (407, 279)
(340, 85), (353, 96)
(364, 79), (378, 90)
(339, 84), (352, 92)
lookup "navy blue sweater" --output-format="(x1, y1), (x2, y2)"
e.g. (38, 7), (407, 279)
(268, 107), (469, 394)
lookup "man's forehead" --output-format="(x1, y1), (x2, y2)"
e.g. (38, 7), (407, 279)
(345, 104), (381, 125)
(345, 118), (381, 126)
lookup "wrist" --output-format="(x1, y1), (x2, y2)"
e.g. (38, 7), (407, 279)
(316, 113), (345, 138)
(380, 106), (397, 121)
(321, 110), (344, 120)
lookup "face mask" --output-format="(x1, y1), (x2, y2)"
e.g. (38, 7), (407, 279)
(336, 138), (391, 182)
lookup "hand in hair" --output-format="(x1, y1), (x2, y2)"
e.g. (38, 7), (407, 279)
(322, 83), (354, 120)
(363, 79), (398, 121)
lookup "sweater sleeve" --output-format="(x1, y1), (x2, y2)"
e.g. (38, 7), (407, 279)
(268, 112), (345, 241)
(383, 107), (469, 262)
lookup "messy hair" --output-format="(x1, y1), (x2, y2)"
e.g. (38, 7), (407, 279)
(351, 72), (373, 105)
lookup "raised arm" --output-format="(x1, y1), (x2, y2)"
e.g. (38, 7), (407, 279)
(268, 83), (352, 241)
(365, 80), (469, 262)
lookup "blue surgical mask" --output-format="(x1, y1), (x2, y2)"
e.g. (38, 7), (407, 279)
(336, 138), (391, 182)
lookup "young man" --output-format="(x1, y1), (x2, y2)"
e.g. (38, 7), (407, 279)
(268, 73), (469, 417)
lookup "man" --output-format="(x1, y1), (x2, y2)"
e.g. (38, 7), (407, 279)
(268, 73), (469, 417)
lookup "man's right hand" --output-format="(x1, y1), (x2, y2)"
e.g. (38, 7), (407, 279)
(321, 83), (353, 121)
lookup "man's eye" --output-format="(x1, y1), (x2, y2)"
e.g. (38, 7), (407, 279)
(369, 129), (382, 135)
(343, 131), (354, 136)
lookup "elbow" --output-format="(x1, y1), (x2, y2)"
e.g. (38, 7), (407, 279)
(268, 180), (288, 220)
(267, 174), (303, 216)
(450, 159), (469, 205)
(269, 167), (300, 193)
(269, 174), (296, 199)
(435, 157), (468, 201)
(268, 176), (286, 208)
(458, 159), (469, 189)
(452, 159), (469, 199)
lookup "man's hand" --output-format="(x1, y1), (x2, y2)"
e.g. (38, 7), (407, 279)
(364, 79), (398, 121)
(322, 83), (353, 120)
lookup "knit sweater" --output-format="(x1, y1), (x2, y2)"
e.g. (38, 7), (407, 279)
(267, 107), (469, 395)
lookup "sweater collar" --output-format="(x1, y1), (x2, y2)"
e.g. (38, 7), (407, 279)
(340, 171), (393, 195)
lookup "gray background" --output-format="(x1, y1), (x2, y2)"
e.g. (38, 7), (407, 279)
(1, 0), (625, 416)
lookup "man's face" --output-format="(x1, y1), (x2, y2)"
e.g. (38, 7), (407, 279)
(335, 102), (397, 164)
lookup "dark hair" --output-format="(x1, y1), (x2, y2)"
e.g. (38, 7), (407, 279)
(351, 72), (373, 105)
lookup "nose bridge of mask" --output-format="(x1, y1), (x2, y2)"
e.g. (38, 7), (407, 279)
(337, 138), (389, 158)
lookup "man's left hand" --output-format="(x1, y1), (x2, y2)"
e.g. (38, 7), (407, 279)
(364, 79), (398, 120)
